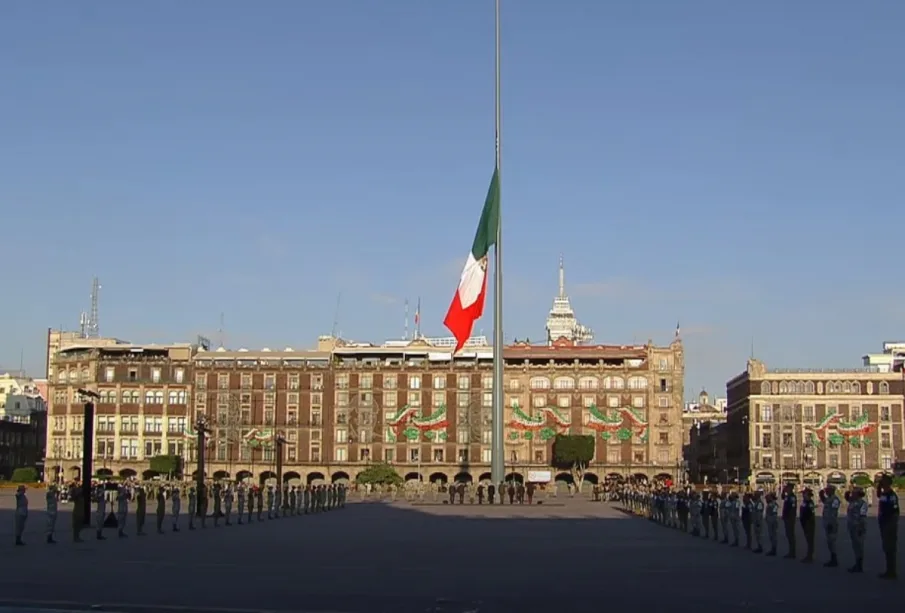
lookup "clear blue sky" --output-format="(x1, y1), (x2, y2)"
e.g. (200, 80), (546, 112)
(2, 1), (903, 398)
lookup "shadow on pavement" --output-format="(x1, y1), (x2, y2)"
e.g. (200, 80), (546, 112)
(0, 501), (900, 613)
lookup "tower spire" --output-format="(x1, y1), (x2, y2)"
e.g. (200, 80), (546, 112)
(558, 253), (565, 298)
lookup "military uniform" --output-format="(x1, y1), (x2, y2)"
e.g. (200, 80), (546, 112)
(187, 486), (197, 530)
(45, 485), (59, 544)
(819, 485), (841, 567)
(720, 494), (731, 543)
(115, 485), (129, 538)
(212, 483), (222, 527)
(236, 485), (246, 524)
(781, 486), (798, 558)
(14, 485), (28, 546)
(751, 492), (764, 553)
(135, 486), (147, 536)
(95, 485), (107, 540)
(70, 485), (84, 542)
(799, 488), (817, 563)
(765, 493), (779, 556)
(155, 487), (166, 534)
(224, 485), (234, 525)
(876, 476), (900, 580)
(845, 488), (867, 573)
(171, 486), (182, 532)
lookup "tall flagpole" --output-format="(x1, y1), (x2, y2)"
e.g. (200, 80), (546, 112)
(490, 0), (505, 485)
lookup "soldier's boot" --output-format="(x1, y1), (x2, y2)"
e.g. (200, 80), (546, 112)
(766, 548), (776, 557)
(753, 546), (763, 554)
(801, 554), (813, 563)
(172, 523), (180, 533)
(118, 529), (127, 538)
(824, 554), (838, 568)
(731, 540), (739, 548)
(878, 558), (897, 580)
(214, 516), (219, 528)
(46, 535), (56, 544)
(96, 530), (105, 541)
(15, 537), (24, 546)
(189, 519), (195, 531)
(848, 559), (863, 573)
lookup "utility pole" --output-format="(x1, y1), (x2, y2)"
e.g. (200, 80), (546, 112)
(77, 389), (99, 526)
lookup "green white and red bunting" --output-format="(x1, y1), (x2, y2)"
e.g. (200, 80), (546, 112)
(443, 167), (500, 352)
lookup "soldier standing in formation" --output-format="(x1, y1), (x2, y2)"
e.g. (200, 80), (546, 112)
(728, 492), (741, 547)
(845, 486), (868, 573)
(781, 483), (797, 558)
(224, 485), (234, 525)
(288, 486), (297, 516)
(876, 474), (899, 579)
(155, 487), (166, 534)
(819, 484), (841, 567)
(70, 485), (84, 543)
(741, 493), (753, 548)
(751, 491), (764, 553)
(135, 486), (147, 536)
(237, 484), (246, 524)
(115, 484), (130, 538)
(170, 485), (181, 532)
(764, 492), (779, 556)
(13, 485), (28, 546)
(45, 484), (58, 544)
(799, 488), (817, 563)
(212, 482), (222, 527)
(187, 486), (197, 530)
(94, 485), (107, 541)
(255, 486), (264, 520)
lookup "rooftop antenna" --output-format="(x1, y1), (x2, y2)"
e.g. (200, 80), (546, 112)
(87, 277), (101, 338)
(19, 349), (24, 377)
(558, 254), (565, 299)
(330, 293), (342, 339)
(218, 313), (225, 349)
(404, 298), (409, 341)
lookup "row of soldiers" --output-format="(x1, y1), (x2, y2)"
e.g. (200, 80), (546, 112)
(12, 481), (347, 546)
(622, 474), (899, 580)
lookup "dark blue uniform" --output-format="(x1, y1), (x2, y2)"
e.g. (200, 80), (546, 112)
(877, 488), (899, 578)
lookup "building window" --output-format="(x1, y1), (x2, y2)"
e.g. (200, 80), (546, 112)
(880, 406), (891, 421)
(408, 375), (421, 390)
(557, 395), (571, 408)
(762, 432), (772, 447)
(851, 405), (862, 419)
(850, 454), (863, 470)
(760, 405), (773, 421)
(607, 396), (619, 408)
(632, 396), (645, 408)
(359, 374), (373, 389)
(384, 448), (395, 462)
(607, 450), (620, 464)
(534, 449), (544, 463)
(882, 455), (892, 470)
(657, 450), (669, 464)
(879, 381), (889, 394)
(409, 448), (420, 462)
(433, 449), (444, 462)
(104, 367), (115, 382)
(802, 405), (814, 421)
(658, 397), (669, 408)
(481, 448), (492, 463)
(151, 368), (161, 383)
(880, 432), (891, 448)
(334, 447), (347, 462)
(433, 375), (446, 390)
(335, 428), (348, 444)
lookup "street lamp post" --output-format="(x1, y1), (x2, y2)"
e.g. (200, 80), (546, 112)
(195, 413), (210, 517)
(77, 389), (99, 526)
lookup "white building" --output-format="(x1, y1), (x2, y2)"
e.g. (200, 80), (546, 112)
(545, 256), (593, 345)
(0, 373), (47, 423)
(861, 341), (905, 372)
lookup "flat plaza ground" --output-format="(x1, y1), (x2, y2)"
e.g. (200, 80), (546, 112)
(0, 493), (901, 613)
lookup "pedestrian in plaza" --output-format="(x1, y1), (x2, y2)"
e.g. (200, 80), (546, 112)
(876, 474), (899, 580)
(799, 487), (817, 563)
(781, 483), (798, 558)
(819, 484), (841, 567)
(844, 486), (867, 573)
(45, 484), (58, 544)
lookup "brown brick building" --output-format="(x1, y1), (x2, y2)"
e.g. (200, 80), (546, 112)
(721, 359), (905, 487)
(46, 335), (686, 485)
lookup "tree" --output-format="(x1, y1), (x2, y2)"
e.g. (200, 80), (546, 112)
(149, 454), (183, 477)
(355, 463), (403, 487)
(552, 434), (594, 491)
(10, 467), (38, 483)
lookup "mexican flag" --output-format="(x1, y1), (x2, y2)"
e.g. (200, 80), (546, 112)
(443, 167), (500, 352)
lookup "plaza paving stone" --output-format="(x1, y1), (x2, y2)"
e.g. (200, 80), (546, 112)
(0, 493), (901, 612)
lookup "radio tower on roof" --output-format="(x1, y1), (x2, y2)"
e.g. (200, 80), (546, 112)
(87, 277), (101, 338)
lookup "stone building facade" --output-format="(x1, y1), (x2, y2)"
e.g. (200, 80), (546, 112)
(724, 359), (905, 486)
(45, 336), (686, 485)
